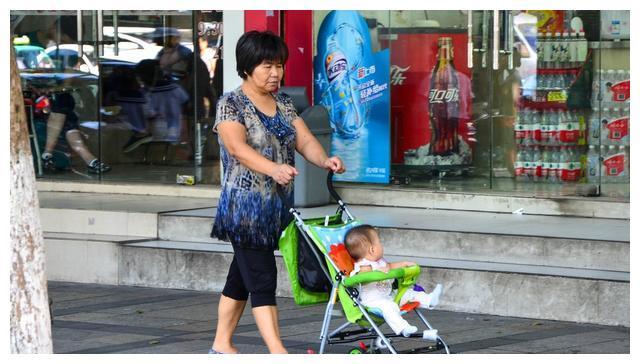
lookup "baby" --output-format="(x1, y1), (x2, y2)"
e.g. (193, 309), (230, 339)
(344, 224), (443, 337)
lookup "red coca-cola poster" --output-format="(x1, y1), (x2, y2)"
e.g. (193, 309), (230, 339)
(381, 29), (473, 165)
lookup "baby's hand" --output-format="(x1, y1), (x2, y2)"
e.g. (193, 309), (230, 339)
(379, 266), (390, 273)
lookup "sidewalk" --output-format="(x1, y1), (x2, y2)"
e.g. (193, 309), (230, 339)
(49, 281), (629, 354)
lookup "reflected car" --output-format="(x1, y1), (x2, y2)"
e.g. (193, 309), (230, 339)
(15, 44), (55, 70)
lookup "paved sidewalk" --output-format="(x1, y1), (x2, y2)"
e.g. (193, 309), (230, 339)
(48, 281), (629, 354)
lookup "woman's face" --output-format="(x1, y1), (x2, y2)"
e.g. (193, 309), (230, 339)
(246, 60), (284, 93)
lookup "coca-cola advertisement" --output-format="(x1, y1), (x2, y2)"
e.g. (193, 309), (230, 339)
(382, 29), (473, 166)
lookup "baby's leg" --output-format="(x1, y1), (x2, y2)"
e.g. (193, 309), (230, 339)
(365, 299), (417, 337)
(401, 284), (443, 309)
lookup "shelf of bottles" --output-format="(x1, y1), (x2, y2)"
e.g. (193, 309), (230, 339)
(514, 30), (630, 185)
(588, 68), (630, 184)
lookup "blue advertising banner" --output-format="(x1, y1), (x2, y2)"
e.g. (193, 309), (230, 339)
(314, 11), (390, 183)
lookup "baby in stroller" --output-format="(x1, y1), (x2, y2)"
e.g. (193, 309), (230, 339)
(344, 224), (443, 338)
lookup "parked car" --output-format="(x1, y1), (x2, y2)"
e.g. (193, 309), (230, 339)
(15, 44), (55, 70)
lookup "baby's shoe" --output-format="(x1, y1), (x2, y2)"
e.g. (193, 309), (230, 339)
(401, 325), (418, 337)
(426, 284), (443, 309)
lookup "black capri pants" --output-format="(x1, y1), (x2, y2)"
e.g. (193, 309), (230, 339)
(222, 246), (278, 307)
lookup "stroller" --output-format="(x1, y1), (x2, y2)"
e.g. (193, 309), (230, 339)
(278, 172), (450, 354)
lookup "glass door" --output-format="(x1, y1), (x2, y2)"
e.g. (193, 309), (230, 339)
(491, 10), (630, 199)
(383, 10), (494, 192)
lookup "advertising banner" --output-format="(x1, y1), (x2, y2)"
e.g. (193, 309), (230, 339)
(381, 29), (473, 167)
(314, 10), (391, 183)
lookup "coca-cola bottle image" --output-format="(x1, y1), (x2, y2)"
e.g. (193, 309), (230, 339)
(429, 37), (460, 156)
(324, 38), (363, 138)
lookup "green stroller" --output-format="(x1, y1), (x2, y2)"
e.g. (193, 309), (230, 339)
(278, 172), (450, 354)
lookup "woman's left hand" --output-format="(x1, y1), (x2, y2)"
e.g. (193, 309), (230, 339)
(322, 156), (345, 174)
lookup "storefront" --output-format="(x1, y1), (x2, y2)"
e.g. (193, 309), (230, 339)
(11, 10), (630, 200)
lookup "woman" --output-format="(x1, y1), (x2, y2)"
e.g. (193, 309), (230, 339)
(210, 30), (345, 354)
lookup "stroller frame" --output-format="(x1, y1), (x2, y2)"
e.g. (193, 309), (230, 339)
(279, 172), (450, 354)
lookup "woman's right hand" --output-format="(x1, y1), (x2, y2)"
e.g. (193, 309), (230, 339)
(270, 163), (298, 186)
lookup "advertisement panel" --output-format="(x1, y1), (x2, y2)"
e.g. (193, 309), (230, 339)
(381, 28), (473, 168)
(314, 10), (391, 183)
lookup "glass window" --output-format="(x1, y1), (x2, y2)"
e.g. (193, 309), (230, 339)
(311, 10), (630, 200)
(12, 10), (224, 186)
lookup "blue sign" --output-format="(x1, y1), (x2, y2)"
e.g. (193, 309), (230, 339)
(314, 11), (390, 184)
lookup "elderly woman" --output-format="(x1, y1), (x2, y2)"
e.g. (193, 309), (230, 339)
(209, 31), (345, 354)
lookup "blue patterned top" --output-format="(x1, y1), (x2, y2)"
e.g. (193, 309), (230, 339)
(211, 87), (298, 251)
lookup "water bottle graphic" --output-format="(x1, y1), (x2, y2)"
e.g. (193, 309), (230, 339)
(323, 37), (364, 139)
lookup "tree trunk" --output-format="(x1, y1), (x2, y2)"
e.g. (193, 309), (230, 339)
(10, 43), (53, 353)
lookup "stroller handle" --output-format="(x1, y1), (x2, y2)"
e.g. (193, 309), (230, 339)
(326, 171), (344, 204)
(277, 170), (353, 221)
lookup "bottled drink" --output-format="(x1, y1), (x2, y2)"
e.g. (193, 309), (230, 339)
(618, 145), (628, 182)
(541, 147), (552, 181)
(600, 108), (611, 145)
(536, 32), (545, 69)
(559, 110), (579, 145)
(515, 146), (527, 182)
(560, 32), (570, 67)
(543, 32), (553, 68)
(429, 37), (460, 156)
(324, 38), (363, 138)
(552, 32), (562, 68)
(592, 69), (602, 106)
(576, 31), (588, 63)
(602, 145), (623, 183)
(532, 146), (543, 182)
(606, 107), (629, 146)
(586, 145), (599, 182)
(548, 109), (559, 146)
(558, 146), (569, 182)
(603, 69), (616, 105)
(540, 110), (550, 146)
(568, 31), (578, 68)
(531, 110), (542, 144)
(549, 147), (560, 183)
(524, 146), (536, 180)
(514, 108), (527, 145)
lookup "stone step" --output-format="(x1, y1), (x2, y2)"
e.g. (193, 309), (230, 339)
(157, 206), (629, 275)
(44, 237), (627, 327)
(335, 185), (630, 219)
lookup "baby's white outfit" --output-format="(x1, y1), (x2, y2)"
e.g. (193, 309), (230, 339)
(351, 258), (437, 336)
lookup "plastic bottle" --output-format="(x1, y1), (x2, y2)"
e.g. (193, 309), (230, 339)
(592, 69), (601, 106)
(600, 108), (611, 145)
(548, 109), (559, 146)
(560, 31), (570, 67)
(576, 31), (588, 63)
(532, 146), (543, 182)
(536, 32), (545, 69)
(602, 145), (621, 183)
(618, 145), (628, 182)
(553, 32), (562, 68)
(603, 69), (616, 105)
(568, 31), (578, 68)
(541, 147), (551, 181)
(549, 147), (560, 183)
(558, 146), (568, 182)
(515, 146), (527, 182)
(515, 109), (526, 145)
(540, 110), (550, 146)
(543, 32), (554, 68)
(530, 109), (541, 144)
(586, 145), (599, 182)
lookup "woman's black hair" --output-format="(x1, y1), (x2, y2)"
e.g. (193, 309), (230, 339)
(235, 30), (288, 80)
